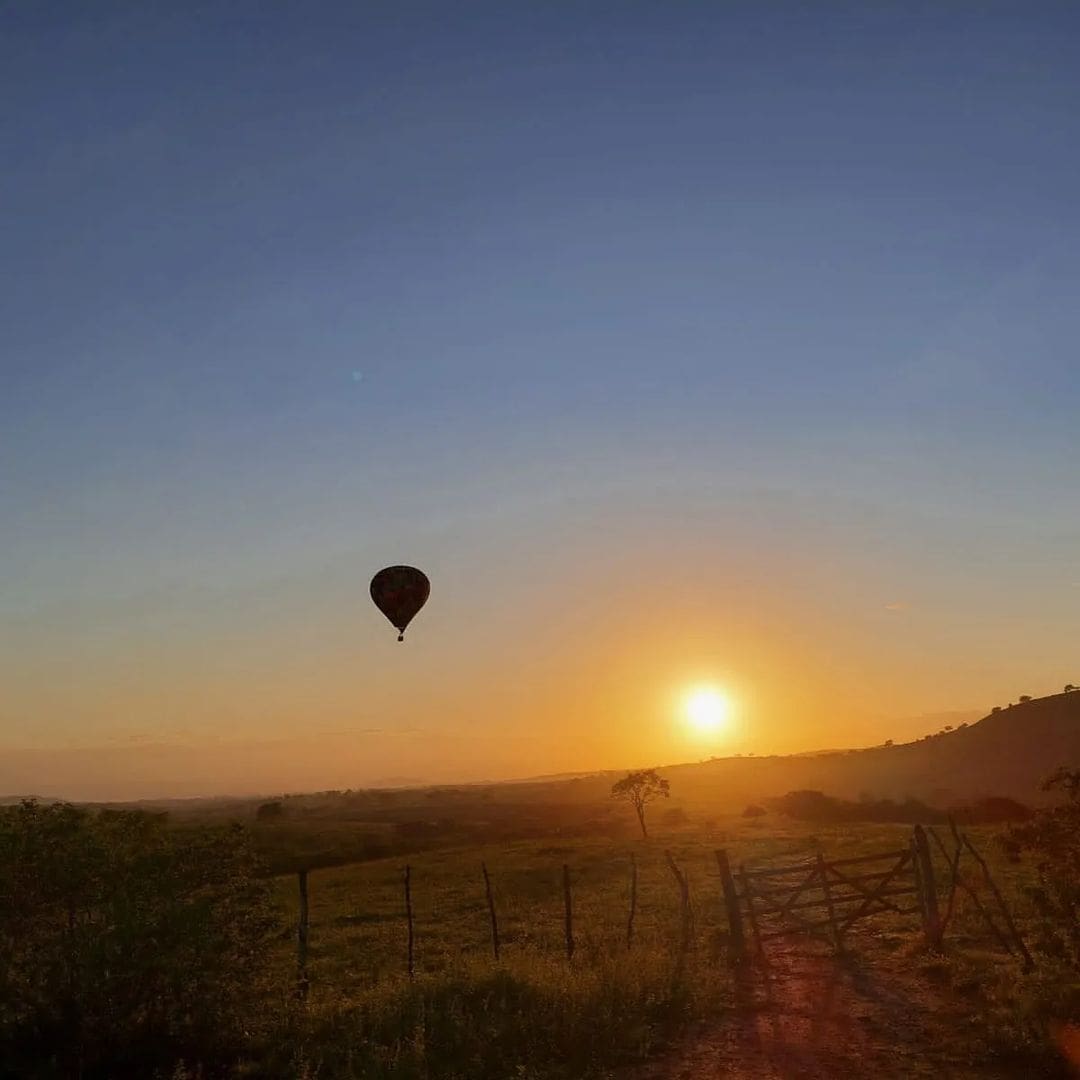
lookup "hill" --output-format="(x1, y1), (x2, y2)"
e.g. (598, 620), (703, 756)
(38, 692), (1078, 837)
(657, 690), (1080, 810)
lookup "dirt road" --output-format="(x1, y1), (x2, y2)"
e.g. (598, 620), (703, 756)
(628, 939), (1058, 1079)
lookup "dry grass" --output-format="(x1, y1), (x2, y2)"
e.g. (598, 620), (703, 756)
(252, 817), (1063, 1078)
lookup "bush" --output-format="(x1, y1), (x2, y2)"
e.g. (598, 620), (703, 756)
(256, 800), (285, 821)
(1003, 768), (1080, 968)
(951, 796), (1033, 825)
(741, 804), (767, 818)
(973, 768), (1080, 1064)
(0, 801), (277, 1079)
(771, 789), (942, 824)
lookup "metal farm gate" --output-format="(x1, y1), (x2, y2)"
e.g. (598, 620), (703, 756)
(738, 845), (918, 951)
(712, 825), (1004, 959)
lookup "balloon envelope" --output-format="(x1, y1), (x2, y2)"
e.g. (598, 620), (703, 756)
(370, 566), (430, 641)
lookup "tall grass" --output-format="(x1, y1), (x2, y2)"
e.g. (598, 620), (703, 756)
(260, 948), (729, 1079)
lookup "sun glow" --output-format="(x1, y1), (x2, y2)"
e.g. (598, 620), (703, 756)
(683, 686), (733, 737)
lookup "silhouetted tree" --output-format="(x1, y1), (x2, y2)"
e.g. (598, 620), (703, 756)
(992, 706), (1002, 713)
(1065, 684), (1077, 693)
(610, 769), (670, 838)
(1019, 694), (1033, 703)
(256, 800), (284, 821)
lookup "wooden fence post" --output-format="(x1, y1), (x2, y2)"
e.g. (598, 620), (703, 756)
(404, 864), (415, 979)
(626, 853), (638, 950)
(715, 849), (745, 960)
(664, 850), (692, 955)
(481, 861), (500, 960)
(563, 864), (575, 960)
(297, 868), (310, 1001)
(913, 825), (942, 949)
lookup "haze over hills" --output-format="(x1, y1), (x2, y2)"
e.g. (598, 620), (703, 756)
(7, 691), (1075, 813)
(652, 690), (1080, 810)
(459, 692), (1079, 814)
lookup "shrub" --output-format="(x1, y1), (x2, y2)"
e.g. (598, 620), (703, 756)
(1003, 768), (1080, 967)
(951, 796), (1033, 825)
(980, 770), (1080, 1063)
(771, 789), (942, 824)
(0, 801), (277, 1078)
(256, 800), (285, 821)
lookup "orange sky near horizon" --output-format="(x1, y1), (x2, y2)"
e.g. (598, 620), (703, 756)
(3, 484), (1072, 801)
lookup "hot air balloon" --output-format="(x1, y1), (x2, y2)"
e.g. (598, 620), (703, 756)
(370, 565), (430, 642)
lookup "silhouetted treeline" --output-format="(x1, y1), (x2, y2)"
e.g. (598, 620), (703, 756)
(770, 789), (1033, 825)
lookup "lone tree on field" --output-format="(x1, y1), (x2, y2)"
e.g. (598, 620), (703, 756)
(611, 769), (670, 838)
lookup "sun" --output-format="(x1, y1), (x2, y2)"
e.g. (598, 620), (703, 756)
(683, 686), (733, 737)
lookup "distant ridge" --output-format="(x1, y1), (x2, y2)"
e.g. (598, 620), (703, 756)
(658, 690), (1080, 808)
(6, 693), (1076, 810)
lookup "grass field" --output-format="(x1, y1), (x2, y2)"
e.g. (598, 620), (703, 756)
(258, 816), (1060, 1079)
(5, 794), (1074, 1078)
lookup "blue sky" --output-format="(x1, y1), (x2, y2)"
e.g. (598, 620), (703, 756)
(2, 2), (1079, 796)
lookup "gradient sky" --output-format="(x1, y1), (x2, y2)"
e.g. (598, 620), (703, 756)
(3, 2), (1079, 799)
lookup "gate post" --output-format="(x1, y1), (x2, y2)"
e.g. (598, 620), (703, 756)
(816, 851), (842, 951)
(715, 849), (745, 960)
(913, 825), (942, 949)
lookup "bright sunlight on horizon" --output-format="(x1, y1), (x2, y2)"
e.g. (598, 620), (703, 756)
(682, 686), (736, 741)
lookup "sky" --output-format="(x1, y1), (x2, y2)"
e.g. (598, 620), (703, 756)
(2, 1), (1079, 800)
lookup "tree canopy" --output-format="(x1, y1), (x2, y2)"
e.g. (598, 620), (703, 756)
(610, 769), (670, 838)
